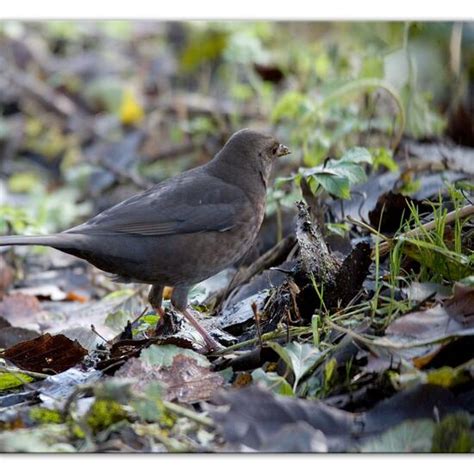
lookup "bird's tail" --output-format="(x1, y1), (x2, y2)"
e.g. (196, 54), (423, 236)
(0, 234), (64, 247)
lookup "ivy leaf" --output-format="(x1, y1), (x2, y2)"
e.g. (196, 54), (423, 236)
(339, 146), (372, 164)
(252, 368), (294, 397)
(310, 170), (351, 199)
(298, 147), (372, 199)
(268, 341), (322, 389)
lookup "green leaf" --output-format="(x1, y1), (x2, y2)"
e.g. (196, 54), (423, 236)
(326, 160), (367, 185)
(0, 372), (33, 391)
(371, 147), (399, 172)
(140, 344), (209, 368)
(339, 146), (372, 165)
(131, 382), (166, 422)
(298, 148), (372, 199)
(323, 357), (337, 391)
(251, 368), (294, 396)
(268, 341), (321, 388)
(361, 419), (435, 453)
(310, 171), (351, 199)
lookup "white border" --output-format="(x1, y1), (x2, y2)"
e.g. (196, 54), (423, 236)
(0, 0), (472, 469)
(0, 0), (472, 20)
(0, 455), (471, 472)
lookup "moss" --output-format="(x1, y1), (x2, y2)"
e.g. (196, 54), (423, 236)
(29, 407), (63, 425)
(431, 413), (473, 453)
(86, 399), (129, 434)
(0, 372), (33, 391)
(70, 422), (86, 440)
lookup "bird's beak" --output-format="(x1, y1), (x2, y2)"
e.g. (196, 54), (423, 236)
(276, 143), (291, 157)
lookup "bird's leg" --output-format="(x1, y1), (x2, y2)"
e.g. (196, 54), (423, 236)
(148, 284), (166, 321)
(171, 286), (222, 352)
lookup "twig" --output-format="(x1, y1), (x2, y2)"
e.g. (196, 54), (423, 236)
(346, 216), (388, 240)
(214, 326), (311, 355)
(162, 401), (214, 428)
(90, 325), (111, 346)
(0, 366), (49, 380)
(325, 318), (474, 350)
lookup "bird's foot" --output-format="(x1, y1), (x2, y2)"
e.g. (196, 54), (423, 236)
(153, 306), (177, 337)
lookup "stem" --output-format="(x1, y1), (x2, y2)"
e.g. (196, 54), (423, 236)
(0, 366), (49, 380)
(163, 401), (214, 428)
(214, 327), (311, 355)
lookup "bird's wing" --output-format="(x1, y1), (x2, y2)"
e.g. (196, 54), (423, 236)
(66, 170), (250, 237)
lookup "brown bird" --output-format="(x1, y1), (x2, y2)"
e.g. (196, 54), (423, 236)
(0, 129), (290, 351)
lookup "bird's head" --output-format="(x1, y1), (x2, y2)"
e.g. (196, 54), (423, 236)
(226, 128), (290, 161)
(211, 129), (290, 188)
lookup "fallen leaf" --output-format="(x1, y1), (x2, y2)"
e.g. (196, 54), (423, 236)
(38, 290), (142, 339)
(369, 283), (474, 368)
(0, 293), (43, 329)
(3, 334), (88, 374)
(212, 384), (469, 452)
(156, 354), (224, 403)
(0, 325), (40, 349)
(140, 344), (209, 368)
(360, 419), (435, 453)
(116, 345), (223, 403)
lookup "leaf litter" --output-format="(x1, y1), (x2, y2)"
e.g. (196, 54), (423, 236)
(0, 21), (473, 453)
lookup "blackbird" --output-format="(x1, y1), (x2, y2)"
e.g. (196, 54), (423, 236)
(0, 129), (290, 351)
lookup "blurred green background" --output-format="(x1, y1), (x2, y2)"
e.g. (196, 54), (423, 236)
(0, 21), (472, 235)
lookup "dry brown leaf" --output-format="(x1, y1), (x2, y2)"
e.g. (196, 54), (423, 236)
(116, 354), (223, 403)
(3, 333), (88, 374)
